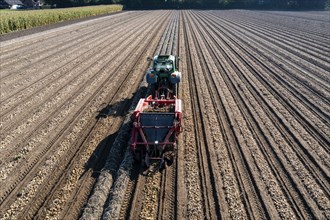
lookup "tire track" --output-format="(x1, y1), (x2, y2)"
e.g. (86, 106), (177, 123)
(0, 13), (157, 175)
(0, 13), (146, 100)
(0, 12), (137, 61)
(198, 12), (330, 145)
(185, 10), (270, 219)
(110, 11), (181, 220)
(0, 12), (154, 150)
(189, 10), (329, 219)
(0, 12), (170, 219)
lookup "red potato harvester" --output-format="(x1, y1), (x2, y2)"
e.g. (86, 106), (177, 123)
(130, 55), (182, 170)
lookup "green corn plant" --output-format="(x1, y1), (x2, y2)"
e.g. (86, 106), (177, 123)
(0, 5), (123, 34)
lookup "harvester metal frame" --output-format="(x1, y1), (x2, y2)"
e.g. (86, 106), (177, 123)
(130, 95), (182, 167)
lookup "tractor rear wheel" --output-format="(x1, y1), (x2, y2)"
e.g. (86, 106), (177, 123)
(172, 83), (178, 98)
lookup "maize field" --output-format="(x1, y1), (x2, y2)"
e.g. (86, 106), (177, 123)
(0, 5), (123, 34)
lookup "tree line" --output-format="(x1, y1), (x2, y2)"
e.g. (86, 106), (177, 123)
(44, 0), (329, 9)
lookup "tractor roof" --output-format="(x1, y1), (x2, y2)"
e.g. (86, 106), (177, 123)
(153, 55), (176, 62)
(4, 0), (23, 5)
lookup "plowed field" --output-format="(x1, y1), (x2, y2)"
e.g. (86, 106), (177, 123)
(0, 10), (329, 220)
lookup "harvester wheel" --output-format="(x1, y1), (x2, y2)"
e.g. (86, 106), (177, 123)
(164, 151), (175, 166)
(160, 155), (166, 168)
(134, 150), (142, 164)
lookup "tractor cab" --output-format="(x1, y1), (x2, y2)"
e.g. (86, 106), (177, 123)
(153, 55), (176, 73)
(146, 55), (181, 99)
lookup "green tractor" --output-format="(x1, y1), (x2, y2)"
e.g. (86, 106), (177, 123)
(146, 55), (181, 99)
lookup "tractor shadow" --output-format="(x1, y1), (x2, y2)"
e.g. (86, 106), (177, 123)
(96, 98), (132, 119)
(96, 85), (149, 119)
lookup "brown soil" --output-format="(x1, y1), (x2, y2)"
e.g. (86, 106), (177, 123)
(0, 10), (329, 220)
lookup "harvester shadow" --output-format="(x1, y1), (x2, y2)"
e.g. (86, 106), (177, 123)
(81, 84), (158, 193)
(82, 131), (119, 179)
(82, 86), (147, 180)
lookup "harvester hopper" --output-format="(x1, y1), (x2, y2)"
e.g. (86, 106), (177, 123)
(130, 96), (182, 169)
